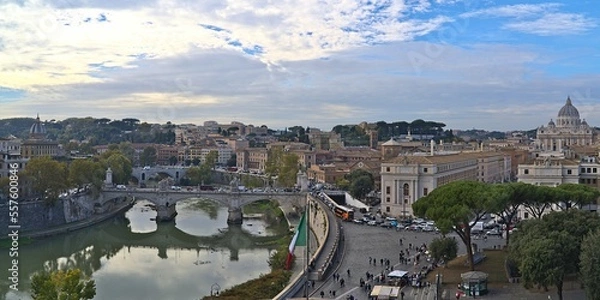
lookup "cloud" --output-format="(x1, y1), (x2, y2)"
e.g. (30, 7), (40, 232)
(460, 3), (562, 19)
(504, 13), (597, 36)
(459, 3), (596, 36)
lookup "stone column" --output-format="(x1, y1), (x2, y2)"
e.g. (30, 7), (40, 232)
(156, 203), (177, 222)
(227, 207), (243, 224)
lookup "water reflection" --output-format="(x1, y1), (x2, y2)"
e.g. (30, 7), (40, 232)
(1, 198), (285, 300)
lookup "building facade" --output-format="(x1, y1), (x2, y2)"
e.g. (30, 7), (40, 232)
(20, 115), (60, 159)
(380, 151), (511, 218)
(535, 97), (596, 151)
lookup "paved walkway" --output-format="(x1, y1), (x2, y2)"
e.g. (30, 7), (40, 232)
(295, 206), (587, 300)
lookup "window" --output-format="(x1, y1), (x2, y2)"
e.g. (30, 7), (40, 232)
(386, 167), (390, 172)
(588, 168), (592, 173)
(386, 197), (390, 203)
(403, 184), (409, 196)
(524, 169), (529, 175)
(404, 199), (408, 204)
(524, 212), (529, 219)
(386, 206), (390, 213)
(423, 167), (428, 173)
(581, 168), (586, 173)
(594, 168), (597, 173)
(423, 188), (428, 196)
(386, 186), (390, 194)
(567, 169), (572, 175)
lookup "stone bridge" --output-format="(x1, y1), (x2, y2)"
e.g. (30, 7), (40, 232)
(131, 166), (189, 183)
(100, 187), (306, 223)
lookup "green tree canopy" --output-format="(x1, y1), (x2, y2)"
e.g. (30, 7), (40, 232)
(510, 210), (600, 300)
(265, 147), (299, 187)
(24, 156), (68, 203)
(412, 180), (495, 270)
(99, 151), (132, 185)
(580, 229), (600, 300)
(555, 183), (600, 209)
(68, 159), (104, 192)
(488, 182), (535, 246)
(31, 268), (96, 300)
(139, 146), (157, 167)
(429, 236), (458, 267)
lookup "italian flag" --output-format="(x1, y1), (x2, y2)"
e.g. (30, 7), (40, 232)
(285, 211), (307, 270)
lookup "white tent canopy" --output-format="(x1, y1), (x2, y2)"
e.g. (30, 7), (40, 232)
(388, 270), (408, 277)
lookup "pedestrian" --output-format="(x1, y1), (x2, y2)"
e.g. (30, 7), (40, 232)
(369, 256), (372, 264)
(333, 290), (336, 297)
(347, 269), (351, 276)
(320, 291), (324, 298)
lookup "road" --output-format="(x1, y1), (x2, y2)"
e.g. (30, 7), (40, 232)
(306, 214), (585, 300)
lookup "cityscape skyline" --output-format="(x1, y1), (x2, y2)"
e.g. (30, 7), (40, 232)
(1, 0), (599, 131)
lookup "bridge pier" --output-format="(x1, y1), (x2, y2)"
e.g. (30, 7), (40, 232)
(227, 207), (243, 224)
(156, 203), (178, 222)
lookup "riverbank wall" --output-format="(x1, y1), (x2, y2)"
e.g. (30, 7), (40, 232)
(0, 193), (132, 238)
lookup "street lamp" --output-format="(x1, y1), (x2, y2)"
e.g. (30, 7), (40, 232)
(210, 283), (220, 297)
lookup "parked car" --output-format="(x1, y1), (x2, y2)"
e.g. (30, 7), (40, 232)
(380, 222), (394, 228)
(353, 219), (364, 224)
(486, 228), (502, 236)
(367, 220), (378, 226)
(422, 225), (437, 232)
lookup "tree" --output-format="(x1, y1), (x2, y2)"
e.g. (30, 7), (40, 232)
(23, 156), (68, 203)
(139, 146), (157, 167)
(226, 154), (237, 167)
(518, 231), (576, 300)
(429, 237), (458, 267)
(185, 166), (211, 186)
(192, 158), (201, 166)
(30, 268), (96, 300)
(99, 151), (132, 185)
(510, 210), (600, 300)
(345, 169), (374, 200)
(412, 180), (495, 270)
(168, 155), (178, 166)
(265, 147), (299, 187)
(555, 183), (599, 210)
(519, 185), (555, 219)
(488, 182), (532, 247)
(68, 159), (104, 192)
(580, 229), (600, 300)
(204, 150), (218, 170)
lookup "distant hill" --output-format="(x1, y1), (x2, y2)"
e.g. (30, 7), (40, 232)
(0, 117), (175, 146)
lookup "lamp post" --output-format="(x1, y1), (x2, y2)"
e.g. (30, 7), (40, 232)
(210, 283), (220, 298)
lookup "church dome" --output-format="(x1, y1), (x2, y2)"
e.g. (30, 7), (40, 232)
(547, 119), (555, 127)
(557, 97), (579, 118)
(29, 115), (47, 138)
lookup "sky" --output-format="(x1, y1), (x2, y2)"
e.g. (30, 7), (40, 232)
(0, 0), (599, 132)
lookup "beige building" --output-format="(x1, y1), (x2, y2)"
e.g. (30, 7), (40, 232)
(20, 115), (60, 159)
(380, 151), (511, 218)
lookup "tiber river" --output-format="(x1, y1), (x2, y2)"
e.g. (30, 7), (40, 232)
(1, 198), (285, 300)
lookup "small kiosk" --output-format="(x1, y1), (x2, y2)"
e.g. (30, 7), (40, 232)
(459, 271), (489, 296)
(369, 285), (401, 300)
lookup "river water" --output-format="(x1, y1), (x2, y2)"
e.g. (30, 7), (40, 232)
(1, 198), (282, 300)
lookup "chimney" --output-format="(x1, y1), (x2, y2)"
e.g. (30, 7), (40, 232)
(430, 139), (435, 156)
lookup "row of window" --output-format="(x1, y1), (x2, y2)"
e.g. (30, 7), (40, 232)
(581, 167), (598, 174)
